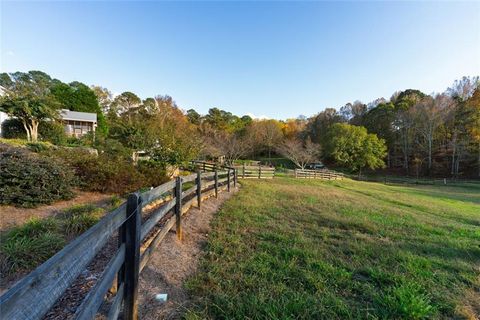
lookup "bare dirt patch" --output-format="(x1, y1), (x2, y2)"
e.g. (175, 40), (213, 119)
(138, 188), (238, 320)
(0, 191), (115, 232)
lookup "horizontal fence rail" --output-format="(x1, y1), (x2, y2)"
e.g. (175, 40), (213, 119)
(191, 160), (275, 180)
(294, 168), (344, 180)
(0, 168), (236, 320)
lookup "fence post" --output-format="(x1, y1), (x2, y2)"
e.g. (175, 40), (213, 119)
(258, 164), (262, 179)
(124, 193), (142, 320)
(227, 168), (231, 192)
(175, 176), (183, 240)
(295, 169), (297, 178)
(203, 162), (206, 172)
(196, 170), (202, 209)
(214, 169), (218, 198)
(243, 163), (246, 179)
(233, 169), (237, 187)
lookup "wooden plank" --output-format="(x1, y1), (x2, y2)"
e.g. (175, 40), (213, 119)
(0, 203), (127, 320)
(107, 282), (124, 320)
(197, 171), (202, 209)
(201, 171), (216, 179)
(181, 185), (197, 199)
(181, 173), (197, 183)
(139, 217), (176, 272)
(202, 180), (216, 189)
(140, 199), (176, 240)
(141, 180), (175, 206)
(123, 194), (141, 320)
(174, 177), (182, 240)
(74, 244), (126, 320)
(217, 177), (228, 184)
(214, 170), (218, 198)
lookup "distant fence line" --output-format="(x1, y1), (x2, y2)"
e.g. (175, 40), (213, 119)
(293, 168), (344, 180)
(191, 160), (275, 179)
(0, 168), (236, 320)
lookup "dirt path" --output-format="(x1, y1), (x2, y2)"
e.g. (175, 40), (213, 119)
(138, 187), (238, 320)
(0, 191), (115, 232)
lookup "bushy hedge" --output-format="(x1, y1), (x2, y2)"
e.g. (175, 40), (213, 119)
(46, 148), (165, 195)
(39, 121), (68, 145)
(1, 118), (26, 139)
(0, 145), (76, 207)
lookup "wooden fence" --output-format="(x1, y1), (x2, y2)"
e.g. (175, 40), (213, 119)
(294, 168), (344, 180)
(0, 169), (236, 320)
(191, 160), (275, 179)
(235, 163), (275, 179)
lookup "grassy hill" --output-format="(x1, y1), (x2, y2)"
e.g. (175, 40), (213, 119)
(186, 178), (480, 319)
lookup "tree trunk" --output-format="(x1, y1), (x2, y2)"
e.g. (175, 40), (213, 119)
(428, 137), (432, 175)
(22, 120), (31, 142)
(30, 120), (39, 142)
(451, 133), (457, 175)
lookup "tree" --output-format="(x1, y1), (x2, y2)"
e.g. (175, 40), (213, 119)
(186, 109), (201, 125)
(111, 91), (141, 116)
(463, 87), (480, 176)
(339, 100), (367, 126)
(392, 89), (426, 172)
(91, 85), (113, 113)
(247, 119), (283, 159)
(0, 71), (59, 142)
(52, 81), (108, 135)
(306, 108), (345, 145)
(363, 102), (396, 167)
(209, 132), (251, 164)
(326, 123), (387, 177)
(277, 138), (320, 169)
(411, 94), (451, 174)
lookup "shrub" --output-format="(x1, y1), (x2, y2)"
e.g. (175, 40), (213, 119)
(137, 160), (170, 187)
(39, 121), (68, 145)
(0, 118), (26, 139)
(0, 145), (76, 207)
(46, 148), (150, 195)
(0, 218), (65, 273)
(60, 204), (104, 236)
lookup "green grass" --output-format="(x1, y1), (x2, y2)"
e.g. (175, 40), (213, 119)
(0, 204), (107, 275)
(186, 178), (480, 319)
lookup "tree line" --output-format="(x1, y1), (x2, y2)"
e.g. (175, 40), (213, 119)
(1, 71), (479, 177)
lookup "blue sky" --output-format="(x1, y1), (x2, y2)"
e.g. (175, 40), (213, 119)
(1, 1), (479, 119)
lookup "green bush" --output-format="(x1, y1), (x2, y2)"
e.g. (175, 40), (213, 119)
(39, 121), (68, 145)
(137, 160), (170, 187)
(1, 118), (27, 139)
(47, 148), (152, 195)
(0, 218), (65, 273)
(0, 145), (76, 207)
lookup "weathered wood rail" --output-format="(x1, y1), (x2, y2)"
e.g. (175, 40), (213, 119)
(191, 160), (275, 179)
(0, 168), (236, 320)
(294, 168), (344, 180)
(235, 163), (275, 179)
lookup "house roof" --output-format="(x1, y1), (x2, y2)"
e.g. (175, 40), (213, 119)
(61, 109), (97, 122)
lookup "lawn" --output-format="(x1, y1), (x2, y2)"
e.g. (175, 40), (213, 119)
(186, 178), (480, 319)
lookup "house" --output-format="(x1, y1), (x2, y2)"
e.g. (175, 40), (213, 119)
(0, 108), (97, 138)
(60, 109), (97, 137)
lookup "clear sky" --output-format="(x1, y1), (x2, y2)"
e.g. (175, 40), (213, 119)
(1, 1), (479, 119)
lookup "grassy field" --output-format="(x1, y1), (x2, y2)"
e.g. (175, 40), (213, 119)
(186, 178), (480, 319)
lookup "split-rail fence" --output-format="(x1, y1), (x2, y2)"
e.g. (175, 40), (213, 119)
(0, 167), (236, 320)
(191, 160), (275, 179)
